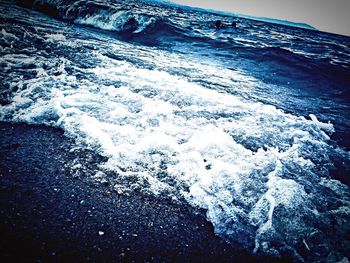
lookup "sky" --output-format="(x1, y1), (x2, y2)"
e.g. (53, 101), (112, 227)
(170, 0), (350, 36)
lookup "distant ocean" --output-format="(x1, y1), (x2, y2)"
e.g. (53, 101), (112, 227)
(1, 0), (349, 261)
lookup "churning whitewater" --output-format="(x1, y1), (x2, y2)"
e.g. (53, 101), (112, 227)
(1, 0), (350, 261)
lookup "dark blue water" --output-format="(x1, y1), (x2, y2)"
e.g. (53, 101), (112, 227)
(1, 0), (349, 261)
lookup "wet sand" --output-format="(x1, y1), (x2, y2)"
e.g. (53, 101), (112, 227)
(0, 121), (261, 262)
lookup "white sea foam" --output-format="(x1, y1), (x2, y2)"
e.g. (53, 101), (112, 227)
(1, 28), (19, 41)
(75, 10), (156, 33)
(45, 33), (67, 42)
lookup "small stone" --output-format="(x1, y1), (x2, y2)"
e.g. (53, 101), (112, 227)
(132, 234), (138, 237)
(98, 231), (104, 236)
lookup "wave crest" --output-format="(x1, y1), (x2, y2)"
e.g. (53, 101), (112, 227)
(75, 10), (159, 34)
(17, 0), (165, 34)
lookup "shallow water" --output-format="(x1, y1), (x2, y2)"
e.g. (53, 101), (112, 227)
(1, 0), (350, 261)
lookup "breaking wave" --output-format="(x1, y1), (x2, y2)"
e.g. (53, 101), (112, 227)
(17, 0), (178, 35)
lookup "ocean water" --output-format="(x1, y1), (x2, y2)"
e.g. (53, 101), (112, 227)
(1, 0), (350, 261)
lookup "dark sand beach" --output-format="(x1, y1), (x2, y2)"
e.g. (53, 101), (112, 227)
(0, 122), (259, 262)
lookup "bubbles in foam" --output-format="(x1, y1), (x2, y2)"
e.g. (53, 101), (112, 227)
(1, 28), (19, 42)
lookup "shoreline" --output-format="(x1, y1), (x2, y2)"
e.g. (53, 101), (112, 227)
(0, 121), (260, 262)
